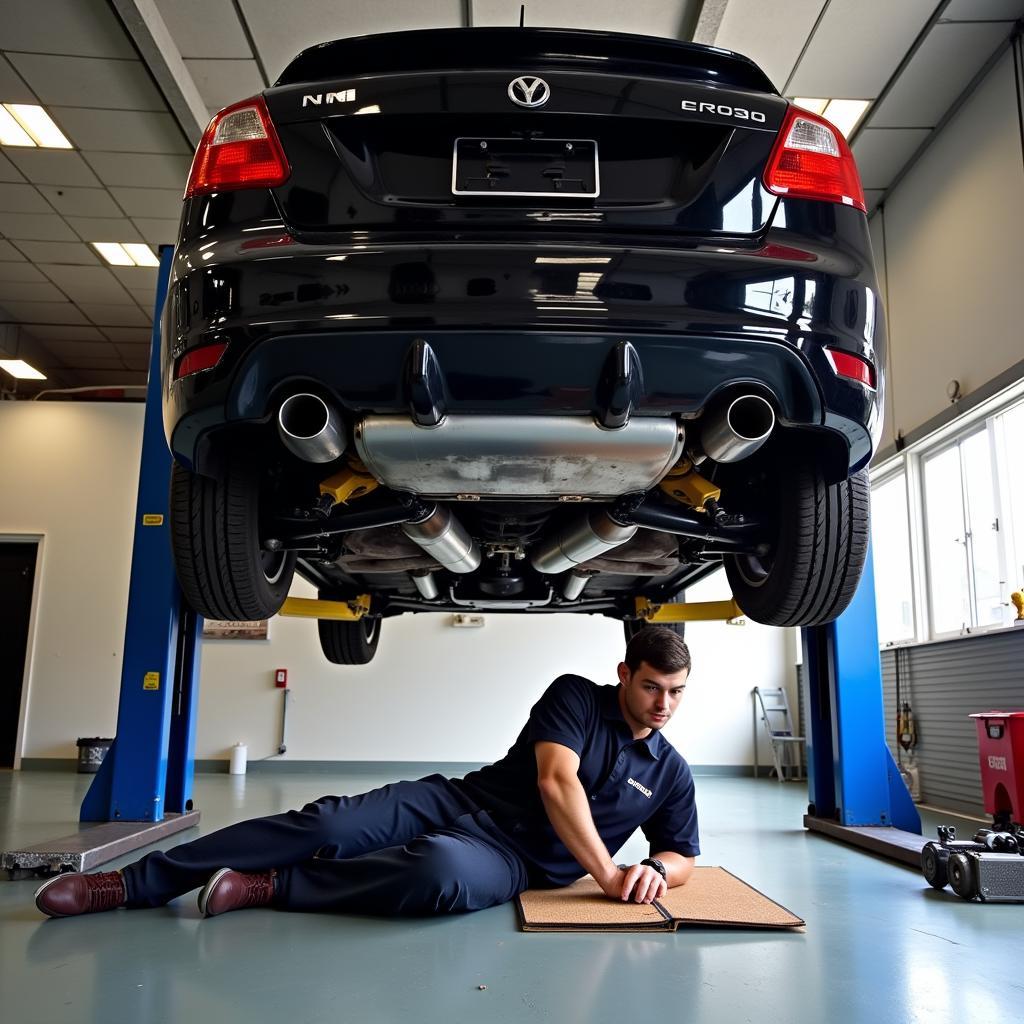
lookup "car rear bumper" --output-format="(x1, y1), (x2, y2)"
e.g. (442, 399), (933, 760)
(162, 235), (883, 477)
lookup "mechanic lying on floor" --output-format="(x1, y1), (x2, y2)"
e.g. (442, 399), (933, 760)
(36, 627), (698, 919)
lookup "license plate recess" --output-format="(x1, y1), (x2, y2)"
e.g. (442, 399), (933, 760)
(452, 137), (599, 198)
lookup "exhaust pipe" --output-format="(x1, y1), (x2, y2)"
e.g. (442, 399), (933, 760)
(410, 570), (439, 600)
(278, 393), (348, 464)
(699, 394), (775, 464)
(561, 570), (593, 601)
(403, 506), (481, 574)
(531, 510), (637, 575)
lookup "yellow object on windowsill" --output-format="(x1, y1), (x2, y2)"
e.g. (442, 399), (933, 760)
(1011, 590), (1024, 623)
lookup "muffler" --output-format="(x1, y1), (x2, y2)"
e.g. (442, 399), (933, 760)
(531, 511), (637, 575)
(699, 394), (775, 464)
(403, 506), (481, 574)
(278, 393), (348, 463)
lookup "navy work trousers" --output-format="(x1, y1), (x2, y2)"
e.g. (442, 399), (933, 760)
(120, 775), (529, 915)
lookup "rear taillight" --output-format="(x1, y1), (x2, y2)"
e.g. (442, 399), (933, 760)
(175, 341), (228, 380)
(825, 348), (876, 389)
(184, 97), (289, 198)
(763, 106), (866, 212)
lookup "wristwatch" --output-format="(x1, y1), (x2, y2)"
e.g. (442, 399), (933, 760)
(641, 857), (667, 880)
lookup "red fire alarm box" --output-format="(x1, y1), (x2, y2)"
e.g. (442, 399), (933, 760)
(275, 669), (287, 688)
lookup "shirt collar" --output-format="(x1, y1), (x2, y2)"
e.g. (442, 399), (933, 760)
(603, 684), (663, 760)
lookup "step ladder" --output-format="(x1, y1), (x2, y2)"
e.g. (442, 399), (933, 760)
(752, 686), (806, 782)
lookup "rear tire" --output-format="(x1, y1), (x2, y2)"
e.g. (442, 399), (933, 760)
(724, 464), (869, 627)
(947, 853), (977, 901)
(169, 461), (296, 620)
(318, 615), (381, 665)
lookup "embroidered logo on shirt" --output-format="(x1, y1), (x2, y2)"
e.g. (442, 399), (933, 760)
(627, 778), (653, 798)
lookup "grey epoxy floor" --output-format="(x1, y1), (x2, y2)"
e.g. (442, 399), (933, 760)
(1, 768), (1021, 1024)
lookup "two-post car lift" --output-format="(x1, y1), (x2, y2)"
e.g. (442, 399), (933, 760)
(1, 250), (923, 878)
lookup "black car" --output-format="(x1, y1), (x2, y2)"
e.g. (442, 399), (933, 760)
(162, 27), (883, 664)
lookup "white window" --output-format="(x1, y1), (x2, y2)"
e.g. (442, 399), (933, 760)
(871, 472), (914, 644)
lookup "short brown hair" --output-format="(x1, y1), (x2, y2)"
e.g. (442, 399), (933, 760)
(624, 627), (691, 675)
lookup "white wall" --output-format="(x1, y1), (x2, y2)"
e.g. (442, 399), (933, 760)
(872, 50), (1024, 446)
(0, 401), (792, 768)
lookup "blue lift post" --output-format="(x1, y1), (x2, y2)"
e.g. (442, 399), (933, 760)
(80, 244), (203, 830)
(802, 542), (923, 864)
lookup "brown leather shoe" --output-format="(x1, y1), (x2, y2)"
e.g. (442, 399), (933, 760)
(198, 868), (277, 918)
(35, 871), (126, 918)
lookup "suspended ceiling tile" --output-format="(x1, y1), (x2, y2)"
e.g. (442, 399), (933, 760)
(9, 240), (100, 264)
(4, 149), (102, 187)
(63, 215), (142, 242)
(0, 299), (88, 324)
(184, 58), (265, 111)
(131, 218), (180, 245)
(473, 0), (697, 37)
(101, 326), (153, 345)
(155, 0), (256, 59)
(108, 187), (183, 220)
(0, 211), (77, 241)
(238, 0), (464, 82)
(58, 355), (131, 371)
(0, 0), (137, 59)
(109, 265), (159, 293)
(22, 324), (105, 343)
(79, 303), (150, 326)
(787, 0), (936, 98)
(0, 153), (25, 183)
(83, 152), (191, 189)
(126, 288), (159, 307)
(711, 0), (824, 91)
(0, 183), (53, 214)
(869, 21), (1013, 128)
(118, 349), (151, 371)
(852, 127), (931, 189)
(943, 0), (1024, 19)
(37, 186), (123, 218)
(0, 279), (65, 302)
(0, 54), (36, 104)
(7, 54), (166, 111)
(52, 108), (189, 155)
(0, 262), (45, 282)
(40, 264), (135, 305)
(0, 240), (27, 260)
(43, 340), (122, 360)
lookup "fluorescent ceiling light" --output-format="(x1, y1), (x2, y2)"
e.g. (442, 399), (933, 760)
(122, 243), (160, 267)
(0, 359), (46, 380)
(92, 242), (158, 267)
(822, 99), (871, 139)
(0, 107), (35, 146)
(791, 97), (870, 139)
(793, 98), (829, 116)
(1, 104), (72, 148)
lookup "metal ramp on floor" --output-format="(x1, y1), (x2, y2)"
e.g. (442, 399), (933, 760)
(753, 686), (805, 782)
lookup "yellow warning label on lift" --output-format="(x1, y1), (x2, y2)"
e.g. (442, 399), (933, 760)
(142, 514), (164, 526)
(143, 672), (160, 691)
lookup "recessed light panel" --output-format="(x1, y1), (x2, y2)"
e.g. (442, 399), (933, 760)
(121, 243), (160, 267)
(92, 242), (159, 267)
(0, 359), (47, 380)
(0, 104), (72, 148)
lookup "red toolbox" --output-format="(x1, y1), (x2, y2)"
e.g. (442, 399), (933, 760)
(970, 712), (1024, 823)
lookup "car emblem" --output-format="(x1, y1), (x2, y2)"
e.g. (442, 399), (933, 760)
(508, 76), (550, 108)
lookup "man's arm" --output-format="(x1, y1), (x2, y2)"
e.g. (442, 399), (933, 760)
(618, 851), (695, 905)
(535, 741), (667, 903)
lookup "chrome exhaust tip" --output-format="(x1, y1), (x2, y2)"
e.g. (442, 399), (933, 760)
(278, 393), (348, 464)
(700, 394), (775, 464)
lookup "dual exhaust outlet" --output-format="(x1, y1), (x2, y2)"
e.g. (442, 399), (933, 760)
(275, 390), (775, 594)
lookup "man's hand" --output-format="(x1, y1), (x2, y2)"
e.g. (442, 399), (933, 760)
(599, 864), (667, 904)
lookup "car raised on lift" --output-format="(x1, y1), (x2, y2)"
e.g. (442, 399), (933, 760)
(163, 27), (883, 664)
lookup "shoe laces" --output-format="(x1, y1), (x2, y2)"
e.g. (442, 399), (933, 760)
(87, 871), (126, 911)
(239, 871), (275, 907)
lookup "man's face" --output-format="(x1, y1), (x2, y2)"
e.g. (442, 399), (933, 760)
(617, 660), (689, 733)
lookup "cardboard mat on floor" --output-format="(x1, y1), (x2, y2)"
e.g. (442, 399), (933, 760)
(517, 867), (804, 932)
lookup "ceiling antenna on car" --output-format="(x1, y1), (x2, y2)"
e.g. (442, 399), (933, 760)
(519, 5), (525, 27)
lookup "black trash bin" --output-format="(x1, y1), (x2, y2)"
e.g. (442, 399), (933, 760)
(76, 737), (112, 773)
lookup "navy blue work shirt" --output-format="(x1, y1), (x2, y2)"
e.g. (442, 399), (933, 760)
(455, 674), (700, 887)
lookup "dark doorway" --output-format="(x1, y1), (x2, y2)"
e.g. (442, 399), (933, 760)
(0, 542), (38, 767)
